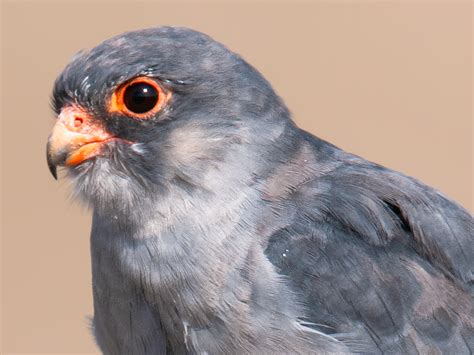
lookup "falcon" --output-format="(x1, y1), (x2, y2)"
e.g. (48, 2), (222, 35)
(47, 27), (473, 354)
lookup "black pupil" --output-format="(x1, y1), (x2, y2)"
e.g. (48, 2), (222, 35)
(123, 82), (159, 114)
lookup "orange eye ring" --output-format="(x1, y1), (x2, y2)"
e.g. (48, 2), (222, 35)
(109, 76), (170, 119)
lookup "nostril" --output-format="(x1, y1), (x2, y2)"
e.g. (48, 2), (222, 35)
(74, 116), (84, 127)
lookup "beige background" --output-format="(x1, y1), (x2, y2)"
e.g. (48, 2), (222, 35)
(1, 0), (472, 353)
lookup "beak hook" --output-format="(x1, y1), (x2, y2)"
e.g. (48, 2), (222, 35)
(46, 139), (58, 180)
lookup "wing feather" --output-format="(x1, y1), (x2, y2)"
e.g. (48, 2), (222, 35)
(264, 135), (474, 352)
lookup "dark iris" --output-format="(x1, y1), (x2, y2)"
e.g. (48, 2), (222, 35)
(123, 82), (159, 114)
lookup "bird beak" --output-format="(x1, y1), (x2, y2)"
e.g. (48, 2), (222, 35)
(47, 106), (114, 180)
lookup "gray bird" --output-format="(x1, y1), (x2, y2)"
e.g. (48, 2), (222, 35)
(47, 27), (473, 354)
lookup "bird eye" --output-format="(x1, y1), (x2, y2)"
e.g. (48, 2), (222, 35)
(109, 77), (169, 119)
(123, 82), (159, 114)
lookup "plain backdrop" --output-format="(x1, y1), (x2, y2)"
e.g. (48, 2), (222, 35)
(1, 0), (472, 353)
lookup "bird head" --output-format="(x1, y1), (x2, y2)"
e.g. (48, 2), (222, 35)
(47, 27), (293, 211)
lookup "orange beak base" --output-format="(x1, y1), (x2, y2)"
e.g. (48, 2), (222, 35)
(46, 106), (115, 179)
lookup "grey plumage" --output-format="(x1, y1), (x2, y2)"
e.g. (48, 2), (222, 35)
(48, 27), (473, 354)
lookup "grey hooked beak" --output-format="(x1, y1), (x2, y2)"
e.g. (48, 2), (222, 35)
(46, 137), (58, 180)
